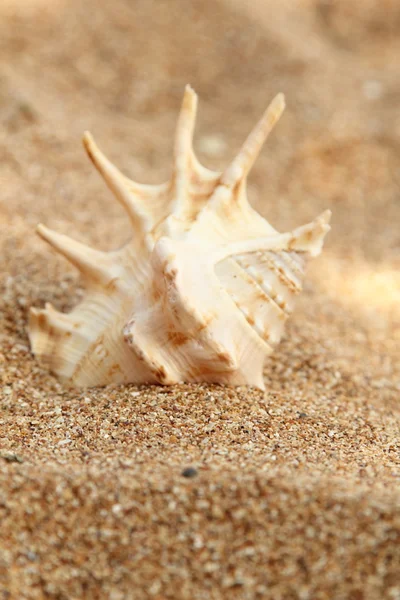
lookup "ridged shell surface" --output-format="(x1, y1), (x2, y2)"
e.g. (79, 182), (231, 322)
(29, 87), (331, 390)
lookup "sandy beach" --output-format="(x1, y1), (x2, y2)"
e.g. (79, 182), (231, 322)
(1, 0), (400, 597)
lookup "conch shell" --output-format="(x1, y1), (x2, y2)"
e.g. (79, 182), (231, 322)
(29, 86), (331, 390)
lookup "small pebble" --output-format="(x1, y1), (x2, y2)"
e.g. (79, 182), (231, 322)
(181, 467), (198, 478)
(0, 453), (24, 464)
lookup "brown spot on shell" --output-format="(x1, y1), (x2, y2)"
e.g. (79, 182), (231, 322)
(152, 280), (162, 301)
(246, 314), (255, 326)
(167, 331), (189, 346)
(37, 313), (47, 328)
(195, 313), (214, 333)
(163, 264), (178, 283)
(277, 265), (300, 294)
(107, 363), (122, 378)
(105, 277), (121, 293)
(255, 274), (264, 285)
(155, 365), (169, 383)
(216, 351), (236, 368)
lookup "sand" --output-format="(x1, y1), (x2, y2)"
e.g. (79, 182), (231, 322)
(1, 0), (400, 598)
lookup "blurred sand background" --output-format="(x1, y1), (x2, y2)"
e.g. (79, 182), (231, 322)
(1, 0), (400, 598)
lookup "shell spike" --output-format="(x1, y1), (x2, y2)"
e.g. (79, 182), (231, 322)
(32, 302), (76, 330)
(28, 305), (80, 376)
(289, 209), (331, 257)
(220, 93), (285, 190)
(174, 85), (198, 171)
(167, 85), (199, 222)
(83, 132), (151, 232)
(36, 224), (111, 283)
(211, 210), (331, 263)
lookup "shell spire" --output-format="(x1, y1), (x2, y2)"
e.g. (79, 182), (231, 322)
(29, 86), (331, 389)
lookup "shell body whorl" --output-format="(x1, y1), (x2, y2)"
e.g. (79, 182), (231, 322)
(29, 87), (331, 390)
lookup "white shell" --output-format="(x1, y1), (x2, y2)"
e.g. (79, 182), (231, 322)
(29, 87), (331, 390)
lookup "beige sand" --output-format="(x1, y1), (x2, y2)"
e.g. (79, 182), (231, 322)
(1, 0), (400, 598)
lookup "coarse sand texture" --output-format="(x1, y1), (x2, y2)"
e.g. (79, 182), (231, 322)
(0, 0), (399, 598)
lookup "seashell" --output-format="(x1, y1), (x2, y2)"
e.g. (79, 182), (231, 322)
(28, 86), (331, 390)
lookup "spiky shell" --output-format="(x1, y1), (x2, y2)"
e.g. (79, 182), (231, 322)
(29, 87), (331, 390)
